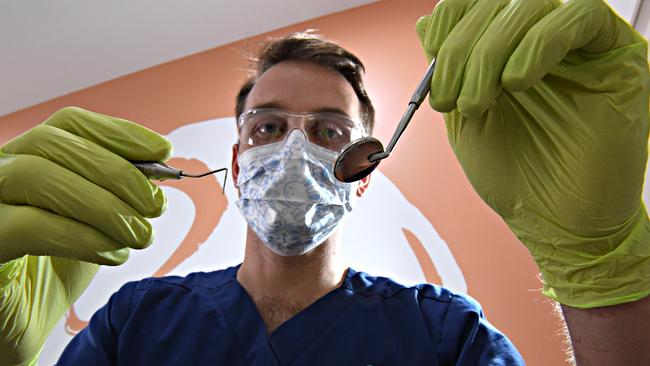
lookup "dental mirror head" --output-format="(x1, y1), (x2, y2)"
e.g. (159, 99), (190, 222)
(333, 58), (437, 183)
(333, 136), (385, 183)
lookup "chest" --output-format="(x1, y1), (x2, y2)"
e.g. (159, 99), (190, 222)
(115, 288), (440, 365)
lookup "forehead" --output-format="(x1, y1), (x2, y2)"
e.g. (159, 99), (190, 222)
(244, 61), (360, 117)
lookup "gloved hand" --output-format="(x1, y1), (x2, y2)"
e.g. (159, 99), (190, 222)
(416, 0), (650, 308)
(0, 107), (171, 365)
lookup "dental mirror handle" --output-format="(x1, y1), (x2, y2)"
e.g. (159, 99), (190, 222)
(369, 58), (436, 162)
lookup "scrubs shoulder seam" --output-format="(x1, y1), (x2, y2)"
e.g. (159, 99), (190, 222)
(418, 290), (454, 303)
(344, 269), (455, 302)
(436, 292), (456, 365)
(341, 283), (454, 303)
(132, 278), (192, 293)
(207, 277), (238, 292)
(130, 270), (238, 293)
(126, 280), (135, 324)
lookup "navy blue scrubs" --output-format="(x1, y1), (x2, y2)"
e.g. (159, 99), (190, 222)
(57, 265), (524, 365)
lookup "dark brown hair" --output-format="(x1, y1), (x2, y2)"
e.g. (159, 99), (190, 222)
(235, 32), (375, 133)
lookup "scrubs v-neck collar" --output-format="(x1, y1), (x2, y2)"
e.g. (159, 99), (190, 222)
(209, 265), (358, 365)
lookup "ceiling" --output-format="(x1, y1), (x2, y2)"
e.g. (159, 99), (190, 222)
(1, 0), (644, 117)
(0, 0), (378, 116)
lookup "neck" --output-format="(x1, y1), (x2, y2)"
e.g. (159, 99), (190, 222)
(238, 228), (347, 301)
(237, 228), (347, 327)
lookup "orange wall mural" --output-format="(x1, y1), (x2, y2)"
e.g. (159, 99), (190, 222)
(0, 1), (569, 364)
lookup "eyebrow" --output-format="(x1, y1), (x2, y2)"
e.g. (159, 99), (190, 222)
(251, 101), (351, 117)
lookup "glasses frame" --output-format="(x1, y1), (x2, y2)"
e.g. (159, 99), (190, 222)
(237, 108), (368, 150)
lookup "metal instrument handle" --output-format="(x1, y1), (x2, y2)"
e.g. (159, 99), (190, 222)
(132, 162), (181, 180)
(373, 58), (436, 162)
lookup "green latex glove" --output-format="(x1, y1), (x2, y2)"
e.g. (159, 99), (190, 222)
(0, 107), (171, 365)
(416, 0), (650, 308)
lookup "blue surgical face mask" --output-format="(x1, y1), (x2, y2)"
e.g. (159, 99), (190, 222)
(235, 130), (357, 256)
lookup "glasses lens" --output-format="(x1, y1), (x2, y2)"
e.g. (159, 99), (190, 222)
(239, 109), (365, 152)
(239, 109), (288, 147)
(306, 113), (362, 152)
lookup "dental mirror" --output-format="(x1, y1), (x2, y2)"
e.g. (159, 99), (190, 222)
(334, 58), (436, 183)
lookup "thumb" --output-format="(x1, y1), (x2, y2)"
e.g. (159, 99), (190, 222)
(503, 0), (643, 91)
(416, 15), (434, 61)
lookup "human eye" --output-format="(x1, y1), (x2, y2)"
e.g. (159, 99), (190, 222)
(312, 120), (342, 139)
(253, 113), (286, 136)
(257, 120), (281, 136)
(318, 125), (341, 139)
(243, 111), (287, 145)
(310, 115), (354, 149)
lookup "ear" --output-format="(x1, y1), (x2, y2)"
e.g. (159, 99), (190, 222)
(231, 143), (240, 189)
(356, 174), (371, 197)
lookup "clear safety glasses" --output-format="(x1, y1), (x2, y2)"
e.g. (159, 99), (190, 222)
(238, 108), (367, 152)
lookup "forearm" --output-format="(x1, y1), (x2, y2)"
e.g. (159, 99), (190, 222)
(559, 295), (650, 366)
(1, 257), (42, 366)
(0, 256), (99, 366)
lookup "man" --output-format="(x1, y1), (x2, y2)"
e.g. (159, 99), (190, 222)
(0, 0), (648, 364)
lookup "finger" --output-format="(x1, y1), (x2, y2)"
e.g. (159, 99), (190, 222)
(458, 0), (561, 117)
(429, 0), (511, 112)
(416, 0), (478, 62)
(503, 0), (642, 91)
(43, 107), (173, 162)
(416, 15), (434, 62)
(0, 204), (129, 266)
(0, 154), (154, 250)
(1, 125), (166, 218)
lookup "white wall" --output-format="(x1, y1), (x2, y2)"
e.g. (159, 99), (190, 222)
(606, 0), (650, 39)
(607, 0), (642, 24)
(634, 0), (650, 39)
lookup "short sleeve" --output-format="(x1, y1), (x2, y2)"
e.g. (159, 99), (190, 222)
(424, 293), (524, 365)
(55, 281), (138, 365)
